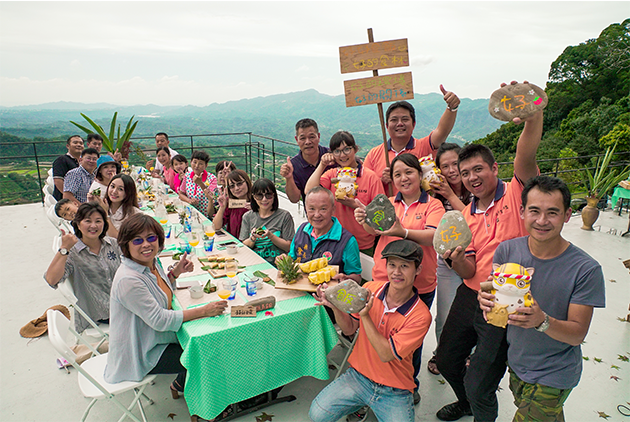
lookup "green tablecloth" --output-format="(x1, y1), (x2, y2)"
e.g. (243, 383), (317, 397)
(612, 186), (630, 210)
(173, 294), (338, 420)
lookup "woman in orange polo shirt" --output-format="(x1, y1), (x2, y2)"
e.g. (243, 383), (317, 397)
(355, 152), (445, 398)
(305, 130), (385, 256)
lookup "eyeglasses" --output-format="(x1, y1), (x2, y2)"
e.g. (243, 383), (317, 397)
(254, 193), (274, 200)
(332, 146), (353, 156)
(228, 180), (245, 190)
(131, 235), (158, 245)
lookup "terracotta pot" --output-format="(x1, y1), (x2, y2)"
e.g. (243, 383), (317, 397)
(580, 197), (600, 231)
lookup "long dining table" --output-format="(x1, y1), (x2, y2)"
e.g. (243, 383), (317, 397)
(145, 202), (338, 420)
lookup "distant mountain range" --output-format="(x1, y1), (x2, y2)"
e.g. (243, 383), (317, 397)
(0, 89), (502, 149)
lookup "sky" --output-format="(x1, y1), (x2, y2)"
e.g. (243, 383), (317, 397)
(0, 1), (627, 107)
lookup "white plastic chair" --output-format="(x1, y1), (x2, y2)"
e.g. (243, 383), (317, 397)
(360, 252), (375, 282)
(43, 183), (54, 197)
(47, 309), (155, 422)
(46, 204), (73, 235)
(44, 193), (57, 209)
(58, 279), (110, 344)
(47, 168), (53, 177)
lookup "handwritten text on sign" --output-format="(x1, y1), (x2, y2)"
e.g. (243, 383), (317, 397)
(344, 72), (414, 108)
(339, 39), (409, 74)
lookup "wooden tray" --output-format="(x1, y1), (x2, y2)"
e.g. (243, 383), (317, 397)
(274, 265), (340, 293)
(197, 257), (243, 279)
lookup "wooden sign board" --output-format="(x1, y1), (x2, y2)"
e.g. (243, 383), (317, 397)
(339, 39), (409, 74)
(231, 305), (256, 318)
(229, 199), (248, 209)
(344, 72), (414, 108)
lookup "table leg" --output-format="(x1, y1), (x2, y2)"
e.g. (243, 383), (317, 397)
(219, 390), (297, 422)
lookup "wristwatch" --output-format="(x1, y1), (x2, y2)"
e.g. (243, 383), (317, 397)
(58, 248), (69, 256)
(535, 312), (550, 333)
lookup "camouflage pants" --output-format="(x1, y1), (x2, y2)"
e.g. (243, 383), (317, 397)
(509, 368), (572, 422)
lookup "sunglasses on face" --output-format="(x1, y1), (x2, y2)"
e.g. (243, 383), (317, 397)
(254, 192), (274, 200)
(131, 235), (158, 245)
(228, 180), (245, 190)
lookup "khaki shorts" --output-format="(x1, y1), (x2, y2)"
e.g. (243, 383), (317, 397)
(509, 368), (573, 422)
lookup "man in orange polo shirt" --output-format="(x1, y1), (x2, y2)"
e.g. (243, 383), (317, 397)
(363, 86), (460, 195)
(309, 240), (431, 422)
(434, 96), (543, 421)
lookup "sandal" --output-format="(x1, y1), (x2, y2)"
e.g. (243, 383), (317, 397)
(427, 356), (440, 375)
(170, 380), (184, 399)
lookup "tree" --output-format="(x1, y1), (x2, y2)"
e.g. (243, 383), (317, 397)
(599, 123), (630, 152)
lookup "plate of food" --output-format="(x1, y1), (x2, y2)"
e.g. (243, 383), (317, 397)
(198, 256), (244, 278)
(274, 256), (340, 292)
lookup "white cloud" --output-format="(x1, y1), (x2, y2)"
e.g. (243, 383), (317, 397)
(296, 65), (310, 73)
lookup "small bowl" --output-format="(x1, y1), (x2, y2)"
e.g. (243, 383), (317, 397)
(189, 285), (204, 299)
(227, 244), (238, 255)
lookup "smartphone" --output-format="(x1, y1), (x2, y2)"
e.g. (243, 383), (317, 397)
(220, 241), (238, 247)
(215, 229), (226, 236)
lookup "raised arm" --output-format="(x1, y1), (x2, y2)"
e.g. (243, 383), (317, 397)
(430, 85), (461, 149)
(280, 157), (301, 203)
(511, 81), (543, 183)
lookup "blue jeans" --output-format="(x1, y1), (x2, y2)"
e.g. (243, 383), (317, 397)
(412, 289), (435, 391)
(435, 256), (464, 347)
(309, 367), (414, 422)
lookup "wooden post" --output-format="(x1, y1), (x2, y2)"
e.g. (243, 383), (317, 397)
(367, 28), (393, 196)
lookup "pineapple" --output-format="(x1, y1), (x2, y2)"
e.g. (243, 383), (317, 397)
(277, 255), (301, 284)
(299, 257), (329, 273)
(307, 266), (337, 285)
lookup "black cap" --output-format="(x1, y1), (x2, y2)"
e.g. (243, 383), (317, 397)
(381, 239), (423, 264)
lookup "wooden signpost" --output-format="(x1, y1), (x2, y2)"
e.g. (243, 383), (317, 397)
(339, 29), (413, 195)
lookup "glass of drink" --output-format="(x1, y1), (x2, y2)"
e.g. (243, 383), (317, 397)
(221, 277), (238, 300)
(203, 222), (215, 238)
(225, 260), (238, 279)
(203, 238), (215, 253)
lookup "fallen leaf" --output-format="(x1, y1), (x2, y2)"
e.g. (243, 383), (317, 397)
(618, 354), (629, 362)
(608, 279), (616, 283)
(594, 357), (603, 363)
(597, 411), (611, 419)
(611, 365), (621, 370)
(617, 317), (629, 322)
(167, 413), (176, 420)
(610, 375), (621, 381)
(437, 379), (446, 385)
(497, 386), (503, 392)
(583, 356), (590, 361)
(255, 412), (274, 422)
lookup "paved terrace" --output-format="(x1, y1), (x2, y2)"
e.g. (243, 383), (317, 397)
(1, 201), (629, 422)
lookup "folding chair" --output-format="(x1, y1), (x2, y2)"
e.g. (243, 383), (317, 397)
(58, 279), (109, 346)
(44, 193), (57, 209)
(47, 309), (155, 422)
(327, 328), (359, 380)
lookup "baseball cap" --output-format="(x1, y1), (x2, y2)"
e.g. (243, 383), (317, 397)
(381, 239), (423, 264)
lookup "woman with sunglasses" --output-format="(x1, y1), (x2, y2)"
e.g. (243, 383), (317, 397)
(105, 213), (227, 408)
(305, 130), (385, 256)
(44, 202), (121, 333)
(213, 169), (252, 238)
(240, 178), (295, 265)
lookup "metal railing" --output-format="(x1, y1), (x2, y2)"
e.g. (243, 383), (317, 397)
(0, 132), (628, 206)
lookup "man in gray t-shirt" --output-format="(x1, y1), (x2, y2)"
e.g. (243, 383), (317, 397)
(479, 176), (605, 421)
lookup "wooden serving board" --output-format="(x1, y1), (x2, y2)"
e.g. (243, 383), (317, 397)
(274, 265), (340, 293)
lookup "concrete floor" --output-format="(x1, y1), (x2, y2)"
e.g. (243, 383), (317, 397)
(1, 203), (628, 422)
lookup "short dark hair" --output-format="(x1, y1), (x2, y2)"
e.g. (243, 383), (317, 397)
(106, 174), (139, 219)
(458, 144), (496, 169)
(66, 135), (83, 145)
(215, 160), (236, 174)
(71, 202), (108, 240)
(54, 198), (72, 219)
(295, 118), (319, 133)
(81, 148), (99, 158)
(86, 134), (103, 142)
(436, 143), (462, 168)
(117, 213), (165, 260)
(155, 132), (169, 140)
(251, 178), (279, 213)
(522, 176), (571, 212)
(171, 154), (188, 166)
(389, 153), (423, 184)
(156, 146), (170, 155)
(329, 130), (358, 152)
(386, 101), (416, 125)
(226, 169), (252, 201)
(190, 150), (210, 165)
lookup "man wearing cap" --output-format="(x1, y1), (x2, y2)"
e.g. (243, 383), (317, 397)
(280, 118), (330, 204)
(309, 239), (432, 422)
(363, 87), (460, 195)
(63, 148), (99, 204)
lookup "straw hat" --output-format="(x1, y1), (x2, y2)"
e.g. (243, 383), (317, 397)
(19, 305), (70, 338)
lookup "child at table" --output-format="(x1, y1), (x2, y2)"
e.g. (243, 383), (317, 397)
(213, 169), (252, 239)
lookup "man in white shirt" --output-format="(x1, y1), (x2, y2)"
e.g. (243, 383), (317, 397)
(149, 132), (179, 172)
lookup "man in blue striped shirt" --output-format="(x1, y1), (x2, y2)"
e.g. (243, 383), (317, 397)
(63, 148), (99, 204)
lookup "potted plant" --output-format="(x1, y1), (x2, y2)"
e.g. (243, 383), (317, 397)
(580, 142), (630, 230)
(70, 112), (138, 160)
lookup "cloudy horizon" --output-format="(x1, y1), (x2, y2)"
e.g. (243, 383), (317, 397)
(0, 2), (627, 108)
